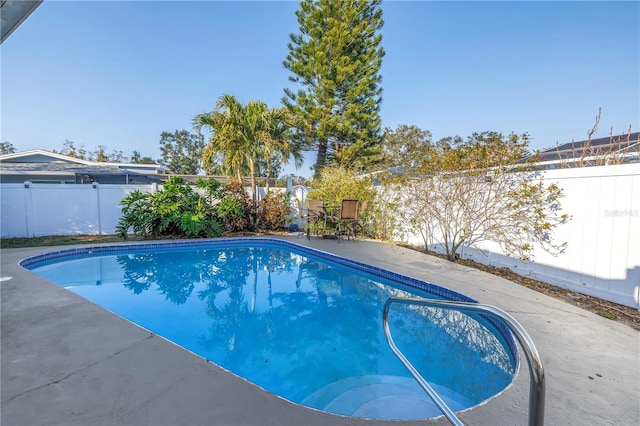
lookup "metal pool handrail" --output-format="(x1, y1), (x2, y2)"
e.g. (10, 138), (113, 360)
(383, 297), (545, 426)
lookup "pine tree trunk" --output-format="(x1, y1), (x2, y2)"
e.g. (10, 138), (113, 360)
(315, 139), (328, 177)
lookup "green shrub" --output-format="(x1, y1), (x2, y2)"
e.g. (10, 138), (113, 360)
(116, 176), (223, 239)
(308, 166), (376, 207)
(258, 192), (291, 231)
(116, 190), (156, 238)
(216, 196), (245, 232)
(307, 166), (378, 235)
(224, 181), (256, 231)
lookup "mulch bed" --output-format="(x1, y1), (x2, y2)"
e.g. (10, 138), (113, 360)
(425, 249), (640, 331)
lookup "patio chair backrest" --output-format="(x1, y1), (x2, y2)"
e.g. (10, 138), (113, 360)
(339, 199), (359, 221)
(307, 199), (324, 218)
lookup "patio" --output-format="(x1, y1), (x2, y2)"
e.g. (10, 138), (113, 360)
(1, 236), (638, 425)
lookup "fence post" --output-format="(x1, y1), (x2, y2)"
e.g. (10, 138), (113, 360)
(92, 182), (102, 235)
(23, 181), (34, 237)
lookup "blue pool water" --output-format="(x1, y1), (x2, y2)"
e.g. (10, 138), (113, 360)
(23, 239), (517, 420)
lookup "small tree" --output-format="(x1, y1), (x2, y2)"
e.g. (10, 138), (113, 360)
(276, 173), (310, 188)
(0, 142), (16, 155)
(159, 130), (205, 174)
(397, 131), (569, 261)
(130, 150), (156, 164)
(55, 139), (87, 159)
(367, 124), (436, 241)
(195, 95), (265, 203)
(91, 145), (125, 163)
(260, 107), (302, 193)
(381, 124), (435, 173)
(367, 181), (401, 241)
(54, 141), (128, 162)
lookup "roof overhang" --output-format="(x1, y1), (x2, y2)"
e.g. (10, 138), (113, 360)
(0, 169), (76, 177)
(0, 149), (97, 165)
(1, 0), (42, 43)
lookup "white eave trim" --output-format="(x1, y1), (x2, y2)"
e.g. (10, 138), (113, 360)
(0, 150), (97, 165)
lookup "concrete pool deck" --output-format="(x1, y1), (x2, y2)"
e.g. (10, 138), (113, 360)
(1, 236), (638, 425)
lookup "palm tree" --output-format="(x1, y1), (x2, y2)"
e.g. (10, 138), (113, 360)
(194, 94), (248, 182)
(195, 95), (274, 203)
(258, 108), (303, 193)
(242, 100), (268, 201)
(195, 95), (303, 201)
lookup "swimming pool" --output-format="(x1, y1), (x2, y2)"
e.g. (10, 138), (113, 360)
(22, 238), (517, 420)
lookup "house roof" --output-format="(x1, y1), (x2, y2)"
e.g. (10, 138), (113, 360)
(0, 162), (131, 177)
(0, 0), (42, 43)
(0, 150), (96, 165)
(520, 132), (640, 164)
(0, 149), (170, 175)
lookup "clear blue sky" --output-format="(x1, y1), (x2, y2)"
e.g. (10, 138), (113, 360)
(2, 0), (638, 177)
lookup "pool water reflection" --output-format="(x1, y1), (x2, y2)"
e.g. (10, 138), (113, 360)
(26, 242), (516, 420)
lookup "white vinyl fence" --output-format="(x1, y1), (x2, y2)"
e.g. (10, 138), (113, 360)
(0, 183), (156, 237)
(0, 182), (306, 238)
(399, 164), (640, 310)
(1, 165), (638, 309)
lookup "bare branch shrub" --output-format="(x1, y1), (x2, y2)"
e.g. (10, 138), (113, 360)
(387, 130), (569, 261)
(557, 108), (637, 167)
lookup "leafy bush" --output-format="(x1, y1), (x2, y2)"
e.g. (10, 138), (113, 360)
(116, 176), (223, 239)
(258, 192), (291, 231)
(308, 166), (377, 207)
(223, 181), (256, 231)
(307, 166), (378, 235)
(216, 196), (245, 232)
(115, 190), (156, 238)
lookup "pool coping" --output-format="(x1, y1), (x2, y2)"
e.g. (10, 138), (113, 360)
(2, 236), (639, 425)
(20, 237), (521, 376)
(19, 238), (479, 308)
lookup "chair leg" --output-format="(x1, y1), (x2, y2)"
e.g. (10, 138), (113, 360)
(337, 221), (345, 242)
(346, 222), (356, 241)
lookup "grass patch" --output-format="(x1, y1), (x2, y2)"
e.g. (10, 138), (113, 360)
(596, 311), (617, 320)
(0, 235), (134, 249)
(0, 232), (289, 249)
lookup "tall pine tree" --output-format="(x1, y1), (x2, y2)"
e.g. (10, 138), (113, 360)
(283, 0), (384, 175)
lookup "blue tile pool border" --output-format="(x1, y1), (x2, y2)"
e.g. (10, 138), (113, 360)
(19, 237), (519, 366)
